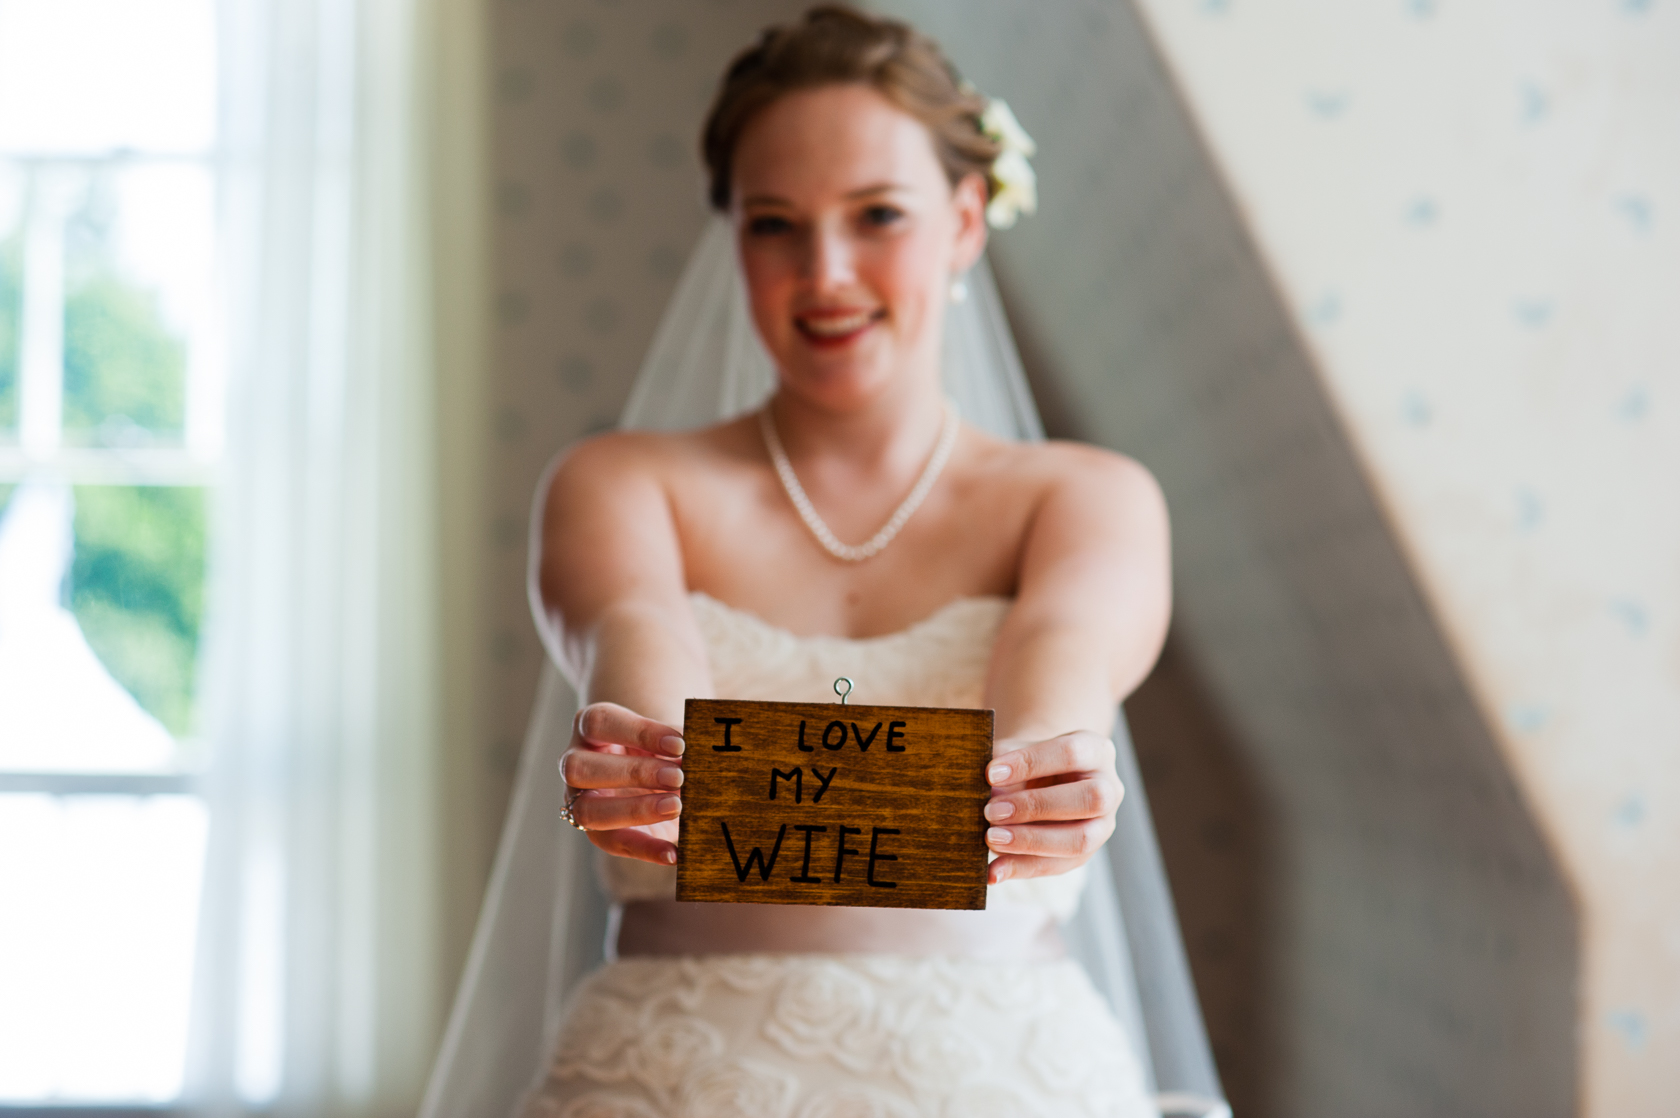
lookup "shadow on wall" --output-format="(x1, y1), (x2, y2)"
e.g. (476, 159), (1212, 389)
(1124, 634), (1277, 1118)
(1025, 291), (1279, 1118)
(1021, 283), (1286, 1113)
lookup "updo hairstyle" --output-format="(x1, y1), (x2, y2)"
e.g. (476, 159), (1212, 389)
(701, 5), (1002, 212)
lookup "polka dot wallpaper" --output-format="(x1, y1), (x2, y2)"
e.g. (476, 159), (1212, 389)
(1133, 3), (1680, 1114)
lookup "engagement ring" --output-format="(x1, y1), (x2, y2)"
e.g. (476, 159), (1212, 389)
(560, 788), (588, 831)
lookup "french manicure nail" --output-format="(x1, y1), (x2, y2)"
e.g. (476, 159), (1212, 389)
(987, 827), (1013, 846)
(660, 735), (685, 756)
(658, 795), (681, 814)
(984, 801), (1014, 822)
(987, 764), (1011, 784)
(657, 766), (684, 789)
(665, 849), (677, 864)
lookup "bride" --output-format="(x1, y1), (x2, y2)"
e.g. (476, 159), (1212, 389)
(511, 7), (1185, 1116)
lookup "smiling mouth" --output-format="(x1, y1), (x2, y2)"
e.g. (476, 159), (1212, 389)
(795, 308), (885, 347)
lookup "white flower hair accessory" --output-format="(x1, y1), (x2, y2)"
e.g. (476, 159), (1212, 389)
(978, 97), (1037, 229)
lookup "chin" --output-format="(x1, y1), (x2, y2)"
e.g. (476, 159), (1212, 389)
(770, 337), (901, 410)
(779, 370), (906, 415)
(777, 369), (894, 413)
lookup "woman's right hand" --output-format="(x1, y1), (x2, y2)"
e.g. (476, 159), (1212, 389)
(560, 701), (686, 864)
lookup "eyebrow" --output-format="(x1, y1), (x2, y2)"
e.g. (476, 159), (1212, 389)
(739, 182), (910, 207)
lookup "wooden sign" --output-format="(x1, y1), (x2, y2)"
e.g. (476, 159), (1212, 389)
(676, 698), (994, 910)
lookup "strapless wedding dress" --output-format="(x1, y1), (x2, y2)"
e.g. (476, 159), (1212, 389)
(517, 593), (1156, 1118)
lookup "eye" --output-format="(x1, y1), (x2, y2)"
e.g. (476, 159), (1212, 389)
(747, 214), (792, 236)
(861, 204), (903, 228)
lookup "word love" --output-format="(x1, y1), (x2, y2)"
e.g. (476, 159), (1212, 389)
(712, 716), (907, 754)
(677, 697), (994, 910)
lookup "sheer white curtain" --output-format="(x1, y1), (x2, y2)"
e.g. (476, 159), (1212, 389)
(186, 0), (446, 1113)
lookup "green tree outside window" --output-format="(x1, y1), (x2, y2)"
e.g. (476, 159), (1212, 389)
(63, 267), (188, 446)
(71, 484), (206, 739)
(61, 253), (203, 737)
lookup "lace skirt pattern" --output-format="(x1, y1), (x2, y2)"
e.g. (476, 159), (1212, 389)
(518, 954), (1157, 1118)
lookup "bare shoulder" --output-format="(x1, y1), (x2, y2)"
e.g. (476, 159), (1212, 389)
(547, 427), (693, 491)
(969, 432), (1166, 523)
(1035, 438), (1159, 489)
(544, 419), (749, 507)
(538, 424), (749, 621)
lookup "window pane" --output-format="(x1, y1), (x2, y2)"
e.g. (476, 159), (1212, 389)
(0, 792), (208, 1103)
(0, 483), (203, 771)
(0, 0), (216, 156)
(60, 164), (215, 451)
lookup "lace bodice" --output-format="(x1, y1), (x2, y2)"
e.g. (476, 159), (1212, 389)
(598, 591), (1089, 920)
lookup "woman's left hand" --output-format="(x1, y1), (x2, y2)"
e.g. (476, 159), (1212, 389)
(983, 730), (1123, 883)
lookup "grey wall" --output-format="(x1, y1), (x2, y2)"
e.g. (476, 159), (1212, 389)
(878, 2), (1577, 1116)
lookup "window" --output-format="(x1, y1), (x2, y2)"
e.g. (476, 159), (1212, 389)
(0, 0), (219, 1105)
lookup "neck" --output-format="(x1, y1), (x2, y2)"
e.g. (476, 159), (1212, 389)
(766, 375), (948, 480)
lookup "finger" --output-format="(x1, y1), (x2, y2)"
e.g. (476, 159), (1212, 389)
(561, 749), (684, 792)
(575, 702), (684, 757)
(984, 773), (1122, 825)
(589, 826), (679, 866)
(987, 852), (1088, 885)
(986, 816), (1113, 859)
(570, 789), (682, 832)
(987, 731), (1114, 787)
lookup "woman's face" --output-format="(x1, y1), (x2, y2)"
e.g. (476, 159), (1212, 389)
(729, 83), (988, 413)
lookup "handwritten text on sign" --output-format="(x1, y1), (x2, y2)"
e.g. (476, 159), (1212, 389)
(676, 698), (994, 909)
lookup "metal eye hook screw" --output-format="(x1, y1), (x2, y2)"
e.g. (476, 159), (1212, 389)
(834, 677), (854, 705)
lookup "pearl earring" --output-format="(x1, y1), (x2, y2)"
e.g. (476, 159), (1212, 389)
(949, 275), (970, 304)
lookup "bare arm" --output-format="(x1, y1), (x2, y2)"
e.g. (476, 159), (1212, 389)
(981, 447), (1171, 883)
(539, 433), (712, 864)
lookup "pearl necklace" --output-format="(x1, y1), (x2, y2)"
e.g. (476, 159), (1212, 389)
(759, 402), (959, 563)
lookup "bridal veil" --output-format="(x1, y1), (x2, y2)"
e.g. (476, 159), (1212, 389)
(419, 219), (1230, 1118)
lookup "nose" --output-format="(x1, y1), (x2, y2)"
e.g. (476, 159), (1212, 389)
(803, 223), (856, 293)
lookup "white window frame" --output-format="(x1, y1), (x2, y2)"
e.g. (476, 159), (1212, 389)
(1, 150), (218, 793)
